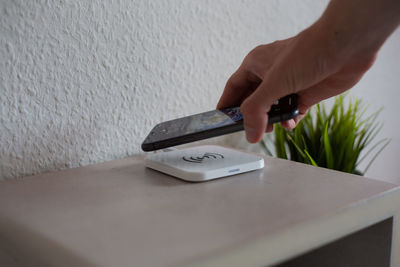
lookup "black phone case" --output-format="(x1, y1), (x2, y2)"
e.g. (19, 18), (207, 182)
(142, 94), (299, 151)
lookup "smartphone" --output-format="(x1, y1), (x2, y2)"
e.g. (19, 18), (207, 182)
(141, 94), (299, 151)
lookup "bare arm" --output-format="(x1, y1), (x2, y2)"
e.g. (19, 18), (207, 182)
(217, 0), (400, 143)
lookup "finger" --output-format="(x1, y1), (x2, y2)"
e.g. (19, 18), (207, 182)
(217, 67), (258, 109)
(281, 119), (296, 130)
(280, 112), (307, 129)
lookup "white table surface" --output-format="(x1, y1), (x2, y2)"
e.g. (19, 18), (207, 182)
(0, 147), (399, 267)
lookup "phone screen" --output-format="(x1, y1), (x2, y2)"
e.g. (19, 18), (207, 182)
(143, 107), (243, 145)
(142, 94), (299, 151)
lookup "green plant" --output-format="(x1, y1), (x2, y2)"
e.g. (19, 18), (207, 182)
(261, 95), (390, 175)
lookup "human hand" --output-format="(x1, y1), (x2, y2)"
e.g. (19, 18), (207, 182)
(217, 30), (376, 143)
(217, 0), (400, 143)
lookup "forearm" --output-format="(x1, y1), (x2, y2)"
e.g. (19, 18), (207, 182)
(312, 0), (400, 60)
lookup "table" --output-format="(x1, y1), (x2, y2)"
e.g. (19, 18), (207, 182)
(0, 148), (399, 266)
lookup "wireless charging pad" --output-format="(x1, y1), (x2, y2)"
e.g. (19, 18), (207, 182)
(145, 145), (264, 182)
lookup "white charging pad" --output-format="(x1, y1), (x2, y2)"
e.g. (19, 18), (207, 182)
(145, 145), (264, 182)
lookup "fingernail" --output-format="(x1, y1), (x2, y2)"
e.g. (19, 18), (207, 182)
(245, 127), (258, 143)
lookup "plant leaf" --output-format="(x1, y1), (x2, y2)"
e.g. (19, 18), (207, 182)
(263, 94), (388, 175)
(304, 150), (318, 167)
(275, 125), (288, 160)
(323, 122), (334, 169)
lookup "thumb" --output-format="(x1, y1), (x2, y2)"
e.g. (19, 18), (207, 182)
(240, 77), (292, 143)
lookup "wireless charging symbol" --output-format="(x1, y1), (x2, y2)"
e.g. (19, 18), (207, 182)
(182, 152), (224, 163)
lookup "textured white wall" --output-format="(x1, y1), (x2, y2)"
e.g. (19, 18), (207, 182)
(1, 0), (399, 182)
